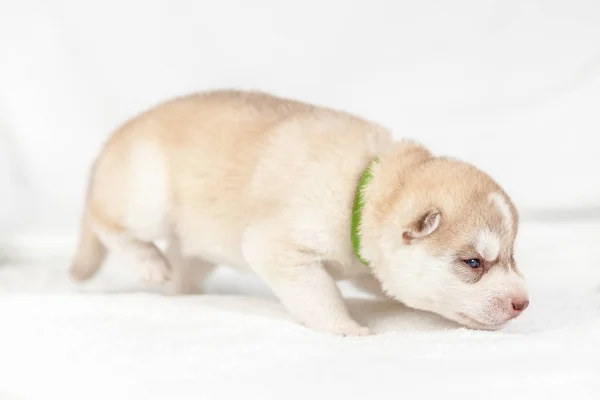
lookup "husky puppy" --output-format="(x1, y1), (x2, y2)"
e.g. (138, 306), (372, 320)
(70, 90), (529, 335)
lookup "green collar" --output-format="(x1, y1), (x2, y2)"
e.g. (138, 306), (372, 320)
(351, 158), (379, 266)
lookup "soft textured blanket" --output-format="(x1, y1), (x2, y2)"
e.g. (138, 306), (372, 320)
(1, 221), (599, 400)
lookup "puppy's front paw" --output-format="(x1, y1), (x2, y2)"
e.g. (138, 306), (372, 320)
(336, 323), (372, 337)
(309, 320), (372, 337)
(339, 324), (372, 337)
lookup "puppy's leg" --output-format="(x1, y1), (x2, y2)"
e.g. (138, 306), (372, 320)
(94, 223), (171, 283)
(257, 259), (370, 336)
(243, 229), (370, 336)
(166, 237), (215, 294)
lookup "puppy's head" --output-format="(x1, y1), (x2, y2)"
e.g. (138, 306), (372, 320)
(361, 144), (528, 330)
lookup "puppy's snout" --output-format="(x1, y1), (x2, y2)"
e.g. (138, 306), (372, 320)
(511, 299), (529, 312)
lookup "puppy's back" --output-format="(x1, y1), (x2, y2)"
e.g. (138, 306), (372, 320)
(70, 90), (317, 279)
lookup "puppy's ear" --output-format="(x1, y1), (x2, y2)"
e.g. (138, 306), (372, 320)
(403, 208), (441, 243)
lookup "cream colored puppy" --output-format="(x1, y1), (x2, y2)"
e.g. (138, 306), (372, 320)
(70, 89), (529, 336)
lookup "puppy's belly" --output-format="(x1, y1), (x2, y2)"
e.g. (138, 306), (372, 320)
(177, 225), (249, 270)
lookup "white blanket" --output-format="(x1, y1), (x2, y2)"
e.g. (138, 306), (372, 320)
(1, 221), (599, 400)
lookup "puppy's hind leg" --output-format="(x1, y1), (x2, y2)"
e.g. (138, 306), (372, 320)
(166, 237), (215, 295)
(72, 131), (173, 285)
(94, 220), (172, 284)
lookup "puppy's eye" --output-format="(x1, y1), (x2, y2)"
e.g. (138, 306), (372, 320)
(463, 259), (481, 268)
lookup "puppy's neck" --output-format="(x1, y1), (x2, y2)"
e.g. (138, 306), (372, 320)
(355, 140), (433, 266)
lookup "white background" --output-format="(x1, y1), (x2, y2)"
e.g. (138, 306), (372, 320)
(1, 0), (600, 242)
(2, 3), (600, 398)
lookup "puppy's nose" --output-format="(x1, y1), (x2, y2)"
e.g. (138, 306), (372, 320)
(512, 299), (529, 312)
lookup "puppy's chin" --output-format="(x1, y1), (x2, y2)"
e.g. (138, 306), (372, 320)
(453, 312), (508, 331)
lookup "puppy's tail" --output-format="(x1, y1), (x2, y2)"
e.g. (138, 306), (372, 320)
(69, 209), (107, 282)
(69, 175), (107, 282)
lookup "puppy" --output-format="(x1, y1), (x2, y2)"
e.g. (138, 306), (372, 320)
(70, 89), (528, 336)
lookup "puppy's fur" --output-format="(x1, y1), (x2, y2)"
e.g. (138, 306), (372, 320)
(70, 90), (528, 335)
